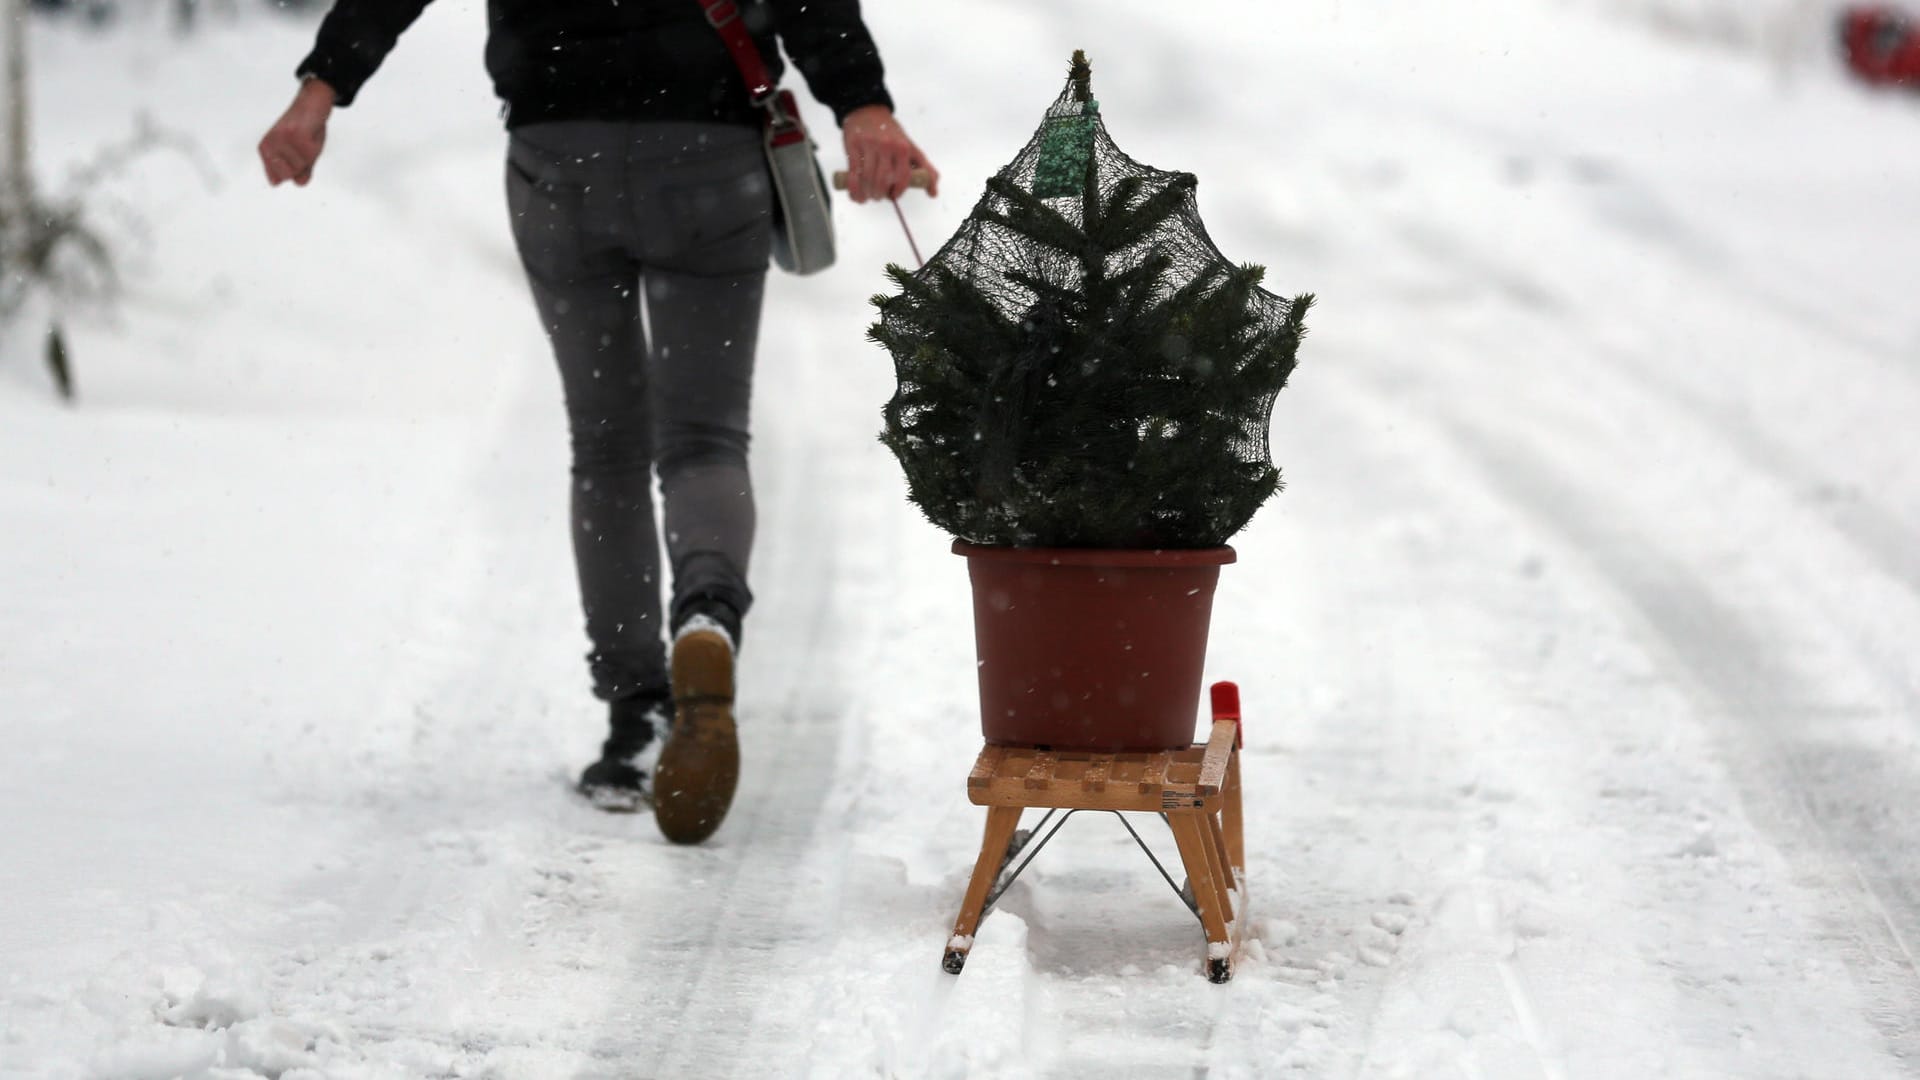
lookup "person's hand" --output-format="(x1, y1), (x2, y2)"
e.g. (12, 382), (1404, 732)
(258, 78), (337, 187)
(841, 104), (938, 204)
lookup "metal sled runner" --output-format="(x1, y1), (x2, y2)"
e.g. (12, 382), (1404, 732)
(942, 682), (1249, 983)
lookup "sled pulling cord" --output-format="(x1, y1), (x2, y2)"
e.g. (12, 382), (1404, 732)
(830, 170), (931, 267)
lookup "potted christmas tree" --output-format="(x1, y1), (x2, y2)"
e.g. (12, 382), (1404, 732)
(871, 52), (1311, 752)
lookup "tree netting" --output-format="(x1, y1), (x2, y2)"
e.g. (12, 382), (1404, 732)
(871, 51), (1312, 549)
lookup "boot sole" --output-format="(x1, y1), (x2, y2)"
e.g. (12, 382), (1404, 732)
(653, 628), (739, 844)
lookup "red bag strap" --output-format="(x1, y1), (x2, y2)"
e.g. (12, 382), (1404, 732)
(698, 0), (777, 107)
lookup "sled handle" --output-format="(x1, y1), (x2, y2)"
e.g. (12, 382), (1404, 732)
(831, 168), (935, 191)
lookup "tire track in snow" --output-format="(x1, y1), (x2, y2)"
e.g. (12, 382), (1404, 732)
(1375, 204), (1920, 619)
(1473, 884), (1572, 1080)
(1335, 156), (1920, 1044)
(242, 348), (619, 1071)
(1439, 417), (1920, 1065)
(1297, 372), (1670, 1080)
(1289, 362), (1913, 1077)
(574, 355), (858, 1077)
(1574, 333), (1920, 611)
(248, 293), (861, 1074)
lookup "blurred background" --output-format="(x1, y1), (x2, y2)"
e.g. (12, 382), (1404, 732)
(2, 1), (1917, 1077)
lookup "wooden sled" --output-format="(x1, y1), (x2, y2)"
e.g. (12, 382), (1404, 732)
(943, 682), (1248, 983)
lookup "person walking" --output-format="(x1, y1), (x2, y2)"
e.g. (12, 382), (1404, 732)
(258, 0), (938, 844)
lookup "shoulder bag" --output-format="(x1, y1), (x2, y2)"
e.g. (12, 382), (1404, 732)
(698, 0), (836, 275)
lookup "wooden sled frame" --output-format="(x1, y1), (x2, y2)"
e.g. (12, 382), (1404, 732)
(943, 682), (1248, 982)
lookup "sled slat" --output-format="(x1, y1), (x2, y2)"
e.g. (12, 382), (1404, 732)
(1139, 751), (1172, 795)
(1083, 754), (1113, 794)
(969, 746), (1007, 793)
(966, 743), (1230, 812)
(1025, 752), (1060, 790)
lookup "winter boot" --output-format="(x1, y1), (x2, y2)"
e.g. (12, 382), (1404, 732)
(652, 609), (740, 844)
(577, 691), (672, 813)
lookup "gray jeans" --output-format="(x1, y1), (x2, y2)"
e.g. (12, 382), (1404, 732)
(506, 121), (771, 701)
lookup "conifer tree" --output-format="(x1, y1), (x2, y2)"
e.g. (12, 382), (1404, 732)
(872, 51), (1312, 548)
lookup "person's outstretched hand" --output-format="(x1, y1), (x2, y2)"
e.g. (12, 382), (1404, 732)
(259, 78), (337, 187)
(841, 104), (938, 204)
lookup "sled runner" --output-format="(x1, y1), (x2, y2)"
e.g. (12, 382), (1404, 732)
(943, 682), (1248, 983)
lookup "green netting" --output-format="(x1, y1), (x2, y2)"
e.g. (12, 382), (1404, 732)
(871, 52), (1312, 549)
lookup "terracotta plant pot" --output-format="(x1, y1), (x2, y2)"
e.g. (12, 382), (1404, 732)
(955, 541), (1236, 751)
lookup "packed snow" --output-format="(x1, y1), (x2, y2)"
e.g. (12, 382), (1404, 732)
(4, 0), (1918, 1076)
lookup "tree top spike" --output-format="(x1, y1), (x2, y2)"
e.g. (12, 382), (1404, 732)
(1069, 50), (1092, 103)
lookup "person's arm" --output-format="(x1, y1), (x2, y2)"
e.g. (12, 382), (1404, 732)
(259, 76), (336, 186)
(258, 0), (435, 187)
(296, 0), (436, 108)
(769, 0), (938, 204)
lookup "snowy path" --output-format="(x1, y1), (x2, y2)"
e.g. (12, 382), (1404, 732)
(5, 0), (1920, 1077)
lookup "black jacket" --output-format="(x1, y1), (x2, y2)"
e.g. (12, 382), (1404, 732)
(297, 0), (894, 129)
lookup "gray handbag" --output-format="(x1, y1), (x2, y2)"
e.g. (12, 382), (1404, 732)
(761, 88), (836, 275)
(702, 0), (836, 275)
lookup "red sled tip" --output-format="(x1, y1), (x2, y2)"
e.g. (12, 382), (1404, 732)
(1210, 681), (1241, 720)
(1209, 681), (1243, 749)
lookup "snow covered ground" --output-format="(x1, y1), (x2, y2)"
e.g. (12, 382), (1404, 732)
(4, 0), (1919, 1075)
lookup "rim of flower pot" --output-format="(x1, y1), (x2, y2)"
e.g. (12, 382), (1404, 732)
(950, 540), (1236, 567)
